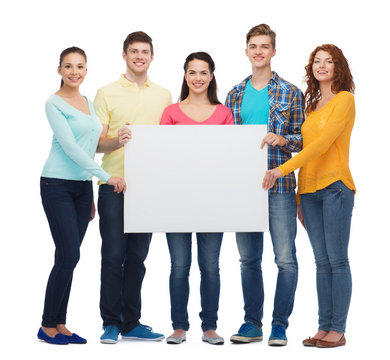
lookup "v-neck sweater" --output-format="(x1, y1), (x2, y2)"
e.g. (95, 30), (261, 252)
(42, 94), (110, 182)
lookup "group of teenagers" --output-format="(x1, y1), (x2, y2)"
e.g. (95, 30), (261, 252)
(38, 23), (356, 349)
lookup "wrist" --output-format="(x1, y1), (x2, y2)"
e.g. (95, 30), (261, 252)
(278, 135), (287, 147)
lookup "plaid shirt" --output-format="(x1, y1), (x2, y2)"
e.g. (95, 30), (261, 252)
(225, 72), (305, 193)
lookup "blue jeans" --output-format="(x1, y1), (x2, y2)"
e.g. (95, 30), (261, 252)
(167, 232), (223, 332)
(40, 177), (93, 328)
(300, 181), (354, 333)
(98, 184), (152, 334)
(236, 191), (298, 329)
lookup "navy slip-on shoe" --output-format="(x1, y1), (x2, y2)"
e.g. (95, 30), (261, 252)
(63, 333), (87, 344)
(37, 328), (69, 345)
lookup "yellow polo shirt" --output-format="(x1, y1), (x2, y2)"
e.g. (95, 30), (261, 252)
(94, 75), (172, 181)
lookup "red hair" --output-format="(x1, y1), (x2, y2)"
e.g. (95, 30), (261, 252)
(304, 44), (355, 113)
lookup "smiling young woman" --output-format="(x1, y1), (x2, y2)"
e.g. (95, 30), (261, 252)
(160, 52), (233, 345)
(38, 47), (126, 345)
(262, 44), (356, 348)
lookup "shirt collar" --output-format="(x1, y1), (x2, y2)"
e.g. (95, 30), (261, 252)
(235, 71), (279, 92)
(269, 71), (280, 85)
(119, 74), (151, 88)
(234, 75), (251, 92)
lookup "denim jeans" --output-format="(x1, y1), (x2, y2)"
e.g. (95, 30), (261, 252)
(236, 191), (298, 329)
(98, 184), (152, 334)
(40, 177), (93, 328)
(300, 180), (354, 333)
(167, 232), (223, 332)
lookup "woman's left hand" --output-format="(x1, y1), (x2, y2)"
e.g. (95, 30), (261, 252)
(297, 204), (305, 229)
(262, 168), (283, 190)
(89, 200), (96, 222)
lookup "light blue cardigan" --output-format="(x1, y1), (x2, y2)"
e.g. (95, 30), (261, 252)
(41, 94), (110, 182)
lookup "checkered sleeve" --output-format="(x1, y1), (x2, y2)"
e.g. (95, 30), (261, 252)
(225, 88), (240, 125)
(282, 89), (304, 153)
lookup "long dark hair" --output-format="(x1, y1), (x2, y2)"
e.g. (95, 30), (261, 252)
(305, 44), (355, 113)
(179, 52), (221, 105)
(59, 46), (87, 87)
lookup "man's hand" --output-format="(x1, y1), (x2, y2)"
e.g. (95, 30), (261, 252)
(118, 125), (132, 146)
(97, 123), (131, 153)
(260, 132), (287, 149)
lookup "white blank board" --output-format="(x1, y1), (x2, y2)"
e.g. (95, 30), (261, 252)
(124, 125), (268, 233)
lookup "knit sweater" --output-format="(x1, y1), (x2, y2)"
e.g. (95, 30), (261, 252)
(278, 91), (356, 196)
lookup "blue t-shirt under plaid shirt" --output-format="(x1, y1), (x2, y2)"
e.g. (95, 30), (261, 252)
(225, 72), (305, 193)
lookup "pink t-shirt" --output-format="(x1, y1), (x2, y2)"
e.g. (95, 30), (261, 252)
(160, 103), (234, 125)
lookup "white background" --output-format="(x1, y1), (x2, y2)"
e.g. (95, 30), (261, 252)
(1, 0), (388, 359)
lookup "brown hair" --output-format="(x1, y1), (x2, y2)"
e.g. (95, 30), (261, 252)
(179, 52), (221, 105)
(123, 31), (153, 55)
(305, 44), (355, 113)
(246, 23), (276, 48)
(59, 46), (87, 87)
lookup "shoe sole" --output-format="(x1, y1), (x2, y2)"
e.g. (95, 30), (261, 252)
(230, 335), (263, 343)
(302, 341), (317, 347)
(316, 343), (345, 348)
(167, 337), (186, 344)
(38, 338), (69, 345)
(122, 336), (165, 341)
(268, 339), (287, 346)
(100, 339), (118, 344)
(202, 339), (224, 345)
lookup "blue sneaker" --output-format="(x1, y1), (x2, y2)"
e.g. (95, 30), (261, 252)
(100, 325), (120, 344)
(268, 324), (287, 346)
(122, 324), (164, 341)
(230, 322), (263, 343)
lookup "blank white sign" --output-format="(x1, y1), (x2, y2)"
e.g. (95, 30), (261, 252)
(124, 125), (268, 233)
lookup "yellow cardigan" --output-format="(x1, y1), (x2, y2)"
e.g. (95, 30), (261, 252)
(278, 91), (356, 198)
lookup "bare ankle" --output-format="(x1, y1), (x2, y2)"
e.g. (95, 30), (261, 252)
(56, 324), (72, 336)
(314, 330), (328, 339)
(204, 330), (219, 338)
(171, 329), (186, 337)
(41, 326), (59, 337)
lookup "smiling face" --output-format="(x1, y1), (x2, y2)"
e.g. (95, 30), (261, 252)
(312, 50), (335, 84)
(58, 53), (87, 88)
(122, 41), (153, 75)
(245, 35), (276, 70)
(184, 59), (213, 95)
